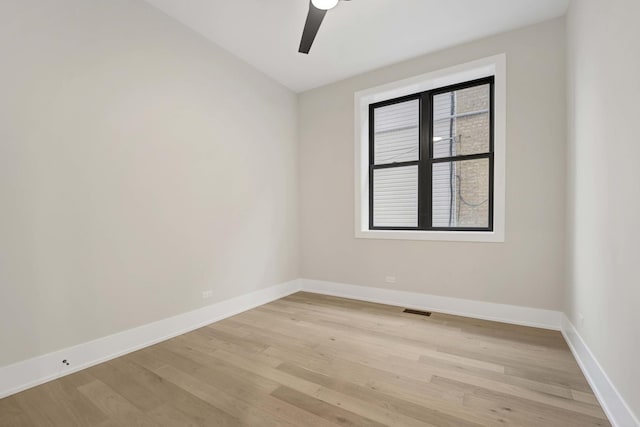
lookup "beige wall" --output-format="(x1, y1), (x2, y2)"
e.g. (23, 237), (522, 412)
(566, 0), (640, 418)
(0, 0), (298, 366)
(298, 19), (566, 310)
(3, 3), (638, 417)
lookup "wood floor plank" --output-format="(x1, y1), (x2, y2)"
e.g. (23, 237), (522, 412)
(432, 375), (608, 423)
(14, 384), (85, 427)
(39, 375), (109, 426)
(76, 380), (159, 427)
(149, 363), (333, 427)
(572, 389), (601, 406)
(107, 357), (240, 426)
(0, 396), (33, 427)
(0, 292), (611, 426)
(87, 361), (165, 413)
(415, 353), (577, 401)
(461, 388), (609, 427)
(260, 298), (578, 373)
(145, 403), (201, 427)
(271, 385), (386, 427)
(276, 362), (489, 427)
(200, 345), (434, 426)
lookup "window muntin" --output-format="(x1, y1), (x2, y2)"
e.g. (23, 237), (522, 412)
(369, 77), (494, 232)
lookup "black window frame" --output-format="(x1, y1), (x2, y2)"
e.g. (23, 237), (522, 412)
(368, 76), (495, 232)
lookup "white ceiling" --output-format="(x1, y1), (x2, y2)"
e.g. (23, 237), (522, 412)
(144, 0), (570, 92)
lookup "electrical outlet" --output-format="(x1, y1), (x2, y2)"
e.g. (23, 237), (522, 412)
(202, 290), (213, 299)
(385, 276), (396, 284)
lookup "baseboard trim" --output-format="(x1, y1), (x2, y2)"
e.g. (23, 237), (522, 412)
(3, 277), (636, 427)
(560, 315), (639, 427)
(300, 279), (562, 330)
(301, 279), (640, 426)
(0, 279), (302, 399)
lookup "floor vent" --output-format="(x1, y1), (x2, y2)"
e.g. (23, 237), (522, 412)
(403, 309), (432, 317)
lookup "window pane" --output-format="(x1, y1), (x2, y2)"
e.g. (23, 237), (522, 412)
(374, 99), (419, 164)
(432, 158), (489, 228)
(433, 84), (490, 158)
(373, 165), (418, 227)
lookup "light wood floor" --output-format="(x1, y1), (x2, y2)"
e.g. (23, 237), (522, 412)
(0, 292), (610, 426)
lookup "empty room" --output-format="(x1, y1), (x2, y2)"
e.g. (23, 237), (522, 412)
(1, 0), (638, 426)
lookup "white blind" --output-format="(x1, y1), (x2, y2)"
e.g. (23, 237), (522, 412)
(373, 165), (418, 227)
(373, 99), (419, 164)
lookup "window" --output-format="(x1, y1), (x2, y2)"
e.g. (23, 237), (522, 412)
(354, 54), (505, 242)
(369, 77), (494, 231)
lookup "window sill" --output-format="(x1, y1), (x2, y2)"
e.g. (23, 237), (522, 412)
(355, 229), (504, 243)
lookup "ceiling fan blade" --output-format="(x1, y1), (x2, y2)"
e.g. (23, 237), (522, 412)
(298, 1), (327, 54)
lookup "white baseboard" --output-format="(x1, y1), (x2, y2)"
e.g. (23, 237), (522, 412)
(301, 280), (640, 426)
(300, 279), (562, 330)
(0, 279), (302, 400)
(560, 315), (639, 427)
(3, 277), (636, 427)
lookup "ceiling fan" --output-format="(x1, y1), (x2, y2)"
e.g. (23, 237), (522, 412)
(298, 0), (351, 54)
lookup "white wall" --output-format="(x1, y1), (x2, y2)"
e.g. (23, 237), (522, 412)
(0, 0), (298, 367)
(298, 19), (567, 310)
(566, 0), (640, 419)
